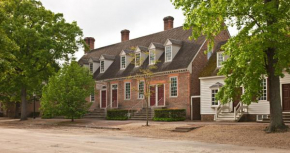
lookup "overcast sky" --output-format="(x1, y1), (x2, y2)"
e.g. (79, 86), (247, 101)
(40, 0), (237, 60)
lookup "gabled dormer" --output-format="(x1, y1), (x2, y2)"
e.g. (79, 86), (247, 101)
(99, 54), (115, 73)
(88, 58), (100, 74)
(148, 42), (164, 65)
(163, 38), (182, 62)
(135, 46), (148, 67)
(216, 51), (229, 68)
(119, 49), (134, 70)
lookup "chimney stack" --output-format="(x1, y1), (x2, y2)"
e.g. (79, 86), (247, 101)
(84, 37), (95, 53)
(121, 29), (130, 42)
(163, 16), (174, 31)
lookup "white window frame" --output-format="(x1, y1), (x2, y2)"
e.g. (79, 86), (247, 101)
(100, 60), (105, 73)
(259, 78), (267, 101)
(120, 56), (126, 69)
(165, 46), (172, 62)
(170, 76), (178, 97)
(124, 82), (131, 100)
(138, 81), (145, 99)
(149, 50), (155, 65)
(89, 62), (93, 73)
(135, 53), (141, 67)
(217, 52), (225, 67)
(90, 90), (95, 102)
(211, 89), (219, 106)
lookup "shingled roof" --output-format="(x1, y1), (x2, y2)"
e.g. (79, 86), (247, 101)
(79, 26), (228, 81)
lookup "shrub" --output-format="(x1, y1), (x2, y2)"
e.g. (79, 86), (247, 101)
(28, 112), (40, 118)
(153, 109), (186, 121)
(106, 109), (128, 120)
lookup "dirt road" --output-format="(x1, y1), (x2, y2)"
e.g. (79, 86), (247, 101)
(0, 127), (288, 153)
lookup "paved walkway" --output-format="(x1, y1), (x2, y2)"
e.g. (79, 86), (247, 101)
(0, 127), (288, 153)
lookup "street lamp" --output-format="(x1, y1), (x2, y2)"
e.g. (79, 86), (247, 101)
(33, 92), (36, 119)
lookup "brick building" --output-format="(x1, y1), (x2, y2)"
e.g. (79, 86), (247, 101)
(79, 16), (230, 119)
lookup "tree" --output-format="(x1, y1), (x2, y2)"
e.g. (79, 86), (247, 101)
(172, 0), (290, 132)
(41, 61), (95, 122)
(0, 0), (85, 120)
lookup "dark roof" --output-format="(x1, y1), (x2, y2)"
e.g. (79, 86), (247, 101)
(199, 41), (228, 77)
(168, 38), (182, 46)
(137, 46), (148, 52)
(122, 49), (134, 55)
(101, 54), (115, 60)
(91, 57), (100, 62)
(151, 42), (165, 49)
(80, 26), (229, 81)
(79, 58), (89, 65)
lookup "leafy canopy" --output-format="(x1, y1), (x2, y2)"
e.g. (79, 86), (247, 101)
(172, 0), (290, 104)
(41, 61), (95, 120)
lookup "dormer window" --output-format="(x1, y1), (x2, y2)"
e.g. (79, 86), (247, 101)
(89, 63), (93, 73)
(165, 46), (172, 62)
(121, 56), (126, 69)
(217, 52), (225, 67)
(149, 50), (155, 65)
(100, 60), (105, 73)
(135, 53), (141, 67)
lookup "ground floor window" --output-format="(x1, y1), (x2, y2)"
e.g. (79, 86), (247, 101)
(138, 81), (144, 99)
(211, 89), (218, 106)
(90, 91), (95, 102)
(125, 82), (131, 100)
(259, 78), (267, 100)
(170, 77), (178, 97)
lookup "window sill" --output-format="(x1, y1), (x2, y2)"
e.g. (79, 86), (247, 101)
(211, 105), (219, 108)
(170, 96), (178, 98)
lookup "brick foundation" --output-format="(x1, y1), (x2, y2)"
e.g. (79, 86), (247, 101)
(201, 114), (215, 121)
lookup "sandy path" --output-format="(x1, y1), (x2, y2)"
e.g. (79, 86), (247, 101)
(0, 127), (289, 153)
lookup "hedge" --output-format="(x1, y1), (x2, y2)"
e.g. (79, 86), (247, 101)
(153, 109), (186, 121)
(106, 109), (128, 120)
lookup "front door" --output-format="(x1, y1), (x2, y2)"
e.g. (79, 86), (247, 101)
(282, 84), (290, 111)
(101, 90), (107, 108)
(233, 87), (243, 109)
(150, 86), (156, 106)
(157, 84), (164, 106)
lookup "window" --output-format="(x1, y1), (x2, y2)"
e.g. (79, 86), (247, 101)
(211, 89), (218, 106)
(217, 52), (224, 67)
(100, 61), (104, 73)
(135, 53), (141, 67)
(149, 50), (155, 65)
(89, 63), (93, 73)
(165, 46), (172, 62)
(170, 77), (178, 97)
(138, 81), (144, 99)
(125, 82), (131, 100)
(121, 56), (126, 69)
(259, 79), (267, 100)
(90, 91), (95, 102)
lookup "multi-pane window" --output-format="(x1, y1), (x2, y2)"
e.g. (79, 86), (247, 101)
(259, 79), (267, 100)
(90, 91), (95, 102)
(121, 56), (126, 69)
(135, 53), (141, 67)
(125, 82), (131, 100)
(165, 46), (172, 62)
(217, 52), (224, 67)
(89, 63), (93, 73)
(149, 50), (155, 65)
(138, 81), (144, 99)
(211, 89), (218, 106)
(100, 61), (104, 73)
(170, 77), (178, 97)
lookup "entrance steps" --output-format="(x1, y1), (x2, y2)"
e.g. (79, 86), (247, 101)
(83, 109), (105, 119)
(258, 112), (290, 123)
(130, 108), (154, 120)
(215, 112), (243, 122)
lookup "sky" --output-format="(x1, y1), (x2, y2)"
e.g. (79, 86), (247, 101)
(40, 0), (238, 61)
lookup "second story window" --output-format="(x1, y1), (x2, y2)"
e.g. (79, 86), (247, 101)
(217, 52), (224, 67)
(121, 56), (126, 69)
(149, 50), (155, 65)
(89, 63), (93, 73)
(100, 60), (104, 73)
(165, 46), (172, 62)
(135, 53), (141, 67)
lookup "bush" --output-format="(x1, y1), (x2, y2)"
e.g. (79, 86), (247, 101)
(153, 109), (186, 121)
(106, 109), (128, 120)
(28, 112), (40, 118)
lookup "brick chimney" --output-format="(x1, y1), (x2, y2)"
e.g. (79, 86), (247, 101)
(121, 29), (130, 42)
(84, 37), (95, 52)
(163, 16), (174, 31)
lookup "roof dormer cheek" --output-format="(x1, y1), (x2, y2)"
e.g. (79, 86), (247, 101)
(99, 54), (115, 73)
(119, 49), (134, 70)
(164, 39), (182, 62)
(148, 42), (165, 65)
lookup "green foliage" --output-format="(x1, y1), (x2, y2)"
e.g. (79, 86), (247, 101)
(153, 109), (186, 121)
(0, 0), (85, 120)
(40, 61), (95, 121)
(106, 109), (128, 120)
(172, 0), (290, 105)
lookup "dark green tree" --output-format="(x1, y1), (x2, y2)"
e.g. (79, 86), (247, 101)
(0, 0), (85, 120)
(172, 0), (290, 132)
(41, 61), (95, 122)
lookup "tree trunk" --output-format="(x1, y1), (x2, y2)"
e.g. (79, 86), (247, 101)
(20, 87), (27, 121)
(146, 97), (149, 126)
(266, 48), (288, 132)
(71, 116), (74, 122)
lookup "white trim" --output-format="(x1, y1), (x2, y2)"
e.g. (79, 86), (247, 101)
(124, 82), (131, 100)
(199, 75), (226, 80)
(120, 55), (126, 70)
(211, 88), (219, 107)
(111, 84), (118, 108)
(169, 76), (178, 97)
(137, 81), (145, 99)
(100, 86), (107, 109)
(149, 49), (155, 65)
(165, 45), (172, 62)
(100, 60), (105, 73)
(149, 84), (166, 107)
